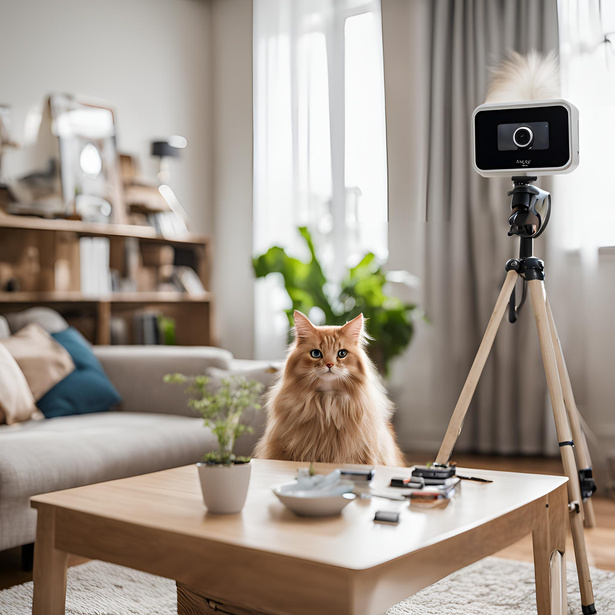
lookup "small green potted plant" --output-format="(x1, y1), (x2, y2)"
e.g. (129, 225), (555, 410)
(164, 373), (264, 514)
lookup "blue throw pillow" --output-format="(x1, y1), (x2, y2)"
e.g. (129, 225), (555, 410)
(37, 327), (121, 418)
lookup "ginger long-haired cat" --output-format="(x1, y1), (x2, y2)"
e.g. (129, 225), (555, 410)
(254, 311), (405, 466)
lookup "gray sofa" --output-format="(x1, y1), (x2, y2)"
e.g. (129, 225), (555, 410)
(0, 310), (272, 553)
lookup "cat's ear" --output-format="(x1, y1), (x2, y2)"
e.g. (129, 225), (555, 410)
(293, 310), (316, 339)
(341, 313), (364, 342)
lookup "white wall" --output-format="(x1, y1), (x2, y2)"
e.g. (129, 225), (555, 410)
(0, 0), (213, 233)
(210, 0), (254, 359)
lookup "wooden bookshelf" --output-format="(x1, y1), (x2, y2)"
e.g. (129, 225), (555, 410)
(0, 214), (213, 346)
(0, 291), (213, 303)
(0, 214), (208, 244)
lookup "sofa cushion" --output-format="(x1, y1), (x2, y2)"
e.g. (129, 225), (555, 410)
(4, 307), (69, 335)
(0, 345), (39, 424)
(37, 328), (121, 418)
(0, 315), (9, 339)
(0, 412), (217, 498)
(0, 323), (75, 400)
(94, 346), (234, 415)
(0, 412), (218, 551)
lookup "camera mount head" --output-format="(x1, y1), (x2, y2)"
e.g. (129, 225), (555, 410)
(507, 176), (551, 239)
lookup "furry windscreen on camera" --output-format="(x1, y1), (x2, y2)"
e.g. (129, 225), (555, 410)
(472, 51), (579, 177)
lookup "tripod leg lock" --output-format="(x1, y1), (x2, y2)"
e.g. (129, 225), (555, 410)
(505, 258), (521, 272)
(505, 257), (545, 280)
(579, 468), (597, 500)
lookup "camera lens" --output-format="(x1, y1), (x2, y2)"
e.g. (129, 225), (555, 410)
(513, 126), (534, 149)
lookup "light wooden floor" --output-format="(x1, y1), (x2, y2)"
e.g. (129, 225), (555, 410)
(1, 454), (613, 592)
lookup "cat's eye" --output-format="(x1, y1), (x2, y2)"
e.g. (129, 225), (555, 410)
(338, 349), (348, 358)
(310, 349), (323, 359)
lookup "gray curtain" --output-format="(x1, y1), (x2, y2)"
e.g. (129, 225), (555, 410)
(383, 0), (560, 454)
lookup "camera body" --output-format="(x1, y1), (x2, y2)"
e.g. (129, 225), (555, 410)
(472, 99), (579, 177)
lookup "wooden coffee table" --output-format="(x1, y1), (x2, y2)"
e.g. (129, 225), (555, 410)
(30, 459), (568, 615)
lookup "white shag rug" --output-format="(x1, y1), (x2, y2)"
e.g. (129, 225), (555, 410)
(1, 557), (613, 615)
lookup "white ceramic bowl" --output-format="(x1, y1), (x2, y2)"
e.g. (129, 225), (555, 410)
(272, 481), (356, 517)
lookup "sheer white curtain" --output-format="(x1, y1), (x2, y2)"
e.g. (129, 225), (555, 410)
(253, 0), (388, 360)
(549, 0), (615, 459)
(555, 0), (615, 252)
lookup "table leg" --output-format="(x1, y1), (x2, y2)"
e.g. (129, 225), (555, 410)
(550, 550), (566, 615)
(32, 506), (68, 615)
(532, 485), (567, 615)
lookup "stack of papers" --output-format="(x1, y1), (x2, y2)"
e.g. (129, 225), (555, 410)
(401, 477), (460, 500)
(387, 476), (461, 501)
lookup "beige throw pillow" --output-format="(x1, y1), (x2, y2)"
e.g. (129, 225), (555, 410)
(0, 323), (75, 401)
(0, 344), (39, 424)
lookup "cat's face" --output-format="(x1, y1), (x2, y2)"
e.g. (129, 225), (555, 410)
(288, 311), (367, 389)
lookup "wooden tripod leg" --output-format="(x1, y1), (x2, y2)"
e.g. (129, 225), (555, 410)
(434, 270), (518, 465)
(528, 280), (596, 613)
(546, 298), (597, 529)
(435, 270), (518, 465)
(578, 430), (598, 528)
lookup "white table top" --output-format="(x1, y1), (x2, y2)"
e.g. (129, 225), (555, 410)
(31, 459), (567, 570)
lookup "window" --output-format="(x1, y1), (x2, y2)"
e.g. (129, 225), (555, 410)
(344, 12), (388, 260)
(253, 0), (388, 359)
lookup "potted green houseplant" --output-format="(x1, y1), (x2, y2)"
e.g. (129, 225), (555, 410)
(163, 373), (264, 514)
(253, 227), (422, 377)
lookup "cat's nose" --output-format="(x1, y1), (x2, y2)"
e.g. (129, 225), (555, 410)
(326, 363), (334, 368)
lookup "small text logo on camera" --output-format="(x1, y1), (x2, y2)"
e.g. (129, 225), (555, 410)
(516, 160), (531, 166)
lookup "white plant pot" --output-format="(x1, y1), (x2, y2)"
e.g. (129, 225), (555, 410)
(196, 460), (252, 514)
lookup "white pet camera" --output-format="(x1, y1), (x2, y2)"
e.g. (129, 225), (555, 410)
(472, 99), (579, 177)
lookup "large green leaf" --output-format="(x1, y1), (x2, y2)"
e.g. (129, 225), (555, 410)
(253, 227), (421, 376)
(252, 230), (336, 323)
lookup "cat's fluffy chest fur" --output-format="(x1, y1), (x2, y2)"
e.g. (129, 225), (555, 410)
(254, 311), (405, 467)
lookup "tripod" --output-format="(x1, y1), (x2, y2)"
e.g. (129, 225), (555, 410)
(434, 177), (597, 615)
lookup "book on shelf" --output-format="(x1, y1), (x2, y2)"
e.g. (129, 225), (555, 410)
(79, 237), (111, 295)
(133, 309), (160, 345)
(132, 310), (177, 345)
(110, 317), (128, 345)
(172, 266), (206, 295)
(121, 237), (139, 292)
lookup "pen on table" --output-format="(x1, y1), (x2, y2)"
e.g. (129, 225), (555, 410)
(457, 475), (493, 483)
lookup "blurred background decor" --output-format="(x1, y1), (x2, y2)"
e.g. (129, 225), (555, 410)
(0, 105), (19, 211)
(120, 138), (192, 238)
(8, 94), (125, 224)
